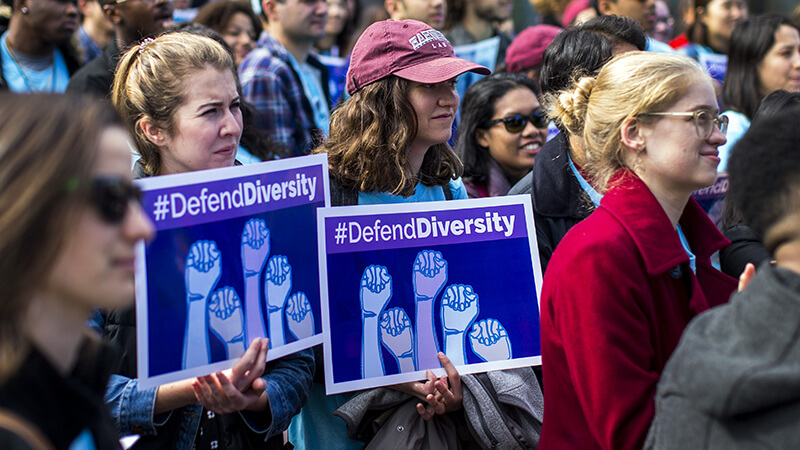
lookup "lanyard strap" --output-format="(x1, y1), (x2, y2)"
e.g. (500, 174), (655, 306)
(567, 153), (603, 208)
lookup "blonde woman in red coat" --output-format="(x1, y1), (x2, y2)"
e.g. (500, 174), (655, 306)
(538, 52), (737, 450)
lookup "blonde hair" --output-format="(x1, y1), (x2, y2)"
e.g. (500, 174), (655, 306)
(548, 51), (708, 192)
(112, 33), (237, 176)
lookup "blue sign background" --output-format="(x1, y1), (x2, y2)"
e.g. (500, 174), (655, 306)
(145, 202), (322, 377)
(326, 238), (541, 383)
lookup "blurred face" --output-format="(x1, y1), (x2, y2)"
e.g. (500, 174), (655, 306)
(699, 0), (747, 44)
(392, 0), (445, 30)
(275, 0), (329, 42)
(637, 79), (726, 199)
(407, 79), (459, 161)
(222, 12), (257, 66)
(600, 0), (656, 32)
(649, 0), (673, 43)
(46, 126), (154, 313)
(476, 87), (547, 182)
(158, 67), (243, 175)
(325, 0), (347, 37)
(472, 0), (512, 23)
(22, 0), (79, 45)
(115, 0), (174, 41)
(79, 0), (113, 35)
(757, 25), (800, 96)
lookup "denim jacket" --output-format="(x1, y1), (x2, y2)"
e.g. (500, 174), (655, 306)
(100, 308), (314, 449)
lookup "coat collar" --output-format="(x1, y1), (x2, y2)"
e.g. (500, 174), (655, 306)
(601, 170), (730, 275)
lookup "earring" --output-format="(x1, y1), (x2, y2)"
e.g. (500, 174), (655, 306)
(20, 6), (28, 13)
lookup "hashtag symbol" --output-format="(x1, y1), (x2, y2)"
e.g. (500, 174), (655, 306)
(152, 194), (170, 221)
(334, 222), (347, 244)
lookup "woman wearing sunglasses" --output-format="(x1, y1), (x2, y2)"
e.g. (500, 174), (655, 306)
(0, 94), (153, 449)
(456, 73), (548, 198)
(108, 32), (314, 449)
(538, 52), (737, 450)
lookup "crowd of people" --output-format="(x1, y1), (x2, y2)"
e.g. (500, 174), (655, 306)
(1, 0), (800, 448)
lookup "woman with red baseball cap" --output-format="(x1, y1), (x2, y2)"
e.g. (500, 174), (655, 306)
(308, 19), (544, 450)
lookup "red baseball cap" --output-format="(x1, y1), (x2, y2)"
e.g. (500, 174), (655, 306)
(346, 19), (491, 96)
(505, 25), (561, 74)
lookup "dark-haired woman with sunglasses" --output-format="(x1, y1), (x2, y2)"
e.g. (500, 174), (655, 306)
(0, 93), (154, 449)
(455, 73), (547, 198)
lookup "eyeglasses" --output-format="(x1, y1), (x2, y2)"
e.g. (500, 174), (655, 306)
(487, 112), (549, 133)
(638, 110), (729, 140)
(87, 177), (143, 224)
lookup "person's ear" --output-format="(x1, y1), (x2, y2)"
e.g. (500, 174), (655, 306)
(596, 0), (615, 15)
(384, 0), (402, 20)
(139, 117), (167, 147)
(620, 116), (646, 153)
(696, 6), (708, 25)
(475, 128), (492, 149)
(262, 0), (280, 22)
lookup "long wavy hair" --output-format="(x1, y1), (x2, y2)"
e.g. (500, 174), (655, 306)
(315, 76), (463, 197)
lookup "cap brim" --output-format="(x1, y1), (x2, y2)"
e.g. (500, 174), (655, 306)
(393, 56), (491, 84)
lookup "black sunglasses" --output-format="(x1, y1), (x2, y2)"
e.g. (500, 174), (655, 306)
(87, 177), (143, 224)
(487, 112), (549, 133)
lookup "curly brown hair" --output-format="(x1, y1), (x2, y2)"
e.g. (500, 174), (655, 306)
(314, 76), (463, 197)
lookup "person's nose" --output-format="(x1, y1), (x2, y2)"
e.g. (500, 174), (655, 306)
(125, 200), (156, 244)
(707, 121), (726, 147)
(221, 108), (243, 138)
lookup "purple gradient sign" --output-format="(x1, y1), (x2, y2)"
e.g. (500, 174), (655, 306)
(318, 196), (544, 394)
(134, 155), (329, 389)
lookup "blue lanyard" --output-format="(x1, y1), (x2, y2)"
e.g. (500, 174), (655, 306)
(676, 225), (697, 273)
(567, 153), (603, 208)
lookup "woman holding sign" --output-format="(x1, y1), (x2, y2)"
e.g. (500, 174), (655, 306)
(538, 52), (737, 449)
(107, 32), (314, 449)
(308, 19), (544, 449)
(0, 94), (153, 448)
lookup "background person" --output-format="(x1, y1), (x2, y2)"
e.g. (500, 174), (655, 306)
(719, 13), (800, 170)
(0, 0), (81, 92)
(0, 94), (153, 449)
(456, 72), (547, 198)
(539, 51), (736, 449)
(192, 0), (261, 67)
(109, 32), (313, 449)
(673, 0), (748, 84)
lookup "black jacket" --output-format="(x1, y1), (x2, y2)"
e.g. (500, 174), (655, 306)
(66, 41), (119, 99)
(0, 338), (121, 449)
(527, 133), (593, 272)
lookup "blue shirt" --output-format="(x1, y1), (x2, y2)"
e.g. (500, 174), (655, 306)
(358, 178), (469, 204)
(1, 31), (69, 93)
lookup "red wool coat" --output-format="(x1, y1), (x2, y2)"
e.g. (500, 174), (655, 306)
(538, 171), (737, 450)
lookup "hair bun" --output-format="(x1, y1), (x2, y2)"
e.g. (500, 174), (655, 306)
(549, 76), (596, 137)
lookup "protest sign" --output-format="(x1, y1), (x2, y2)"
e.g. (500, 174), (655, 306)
(134, 154), (329, 389)
(318, 196), (543, 394)
(692, 172), (728, 228)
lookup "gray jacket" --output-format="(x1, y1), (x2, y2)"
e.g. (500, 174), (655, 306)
(334, 368), (543, 449)
(646, 263), (800, 449)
